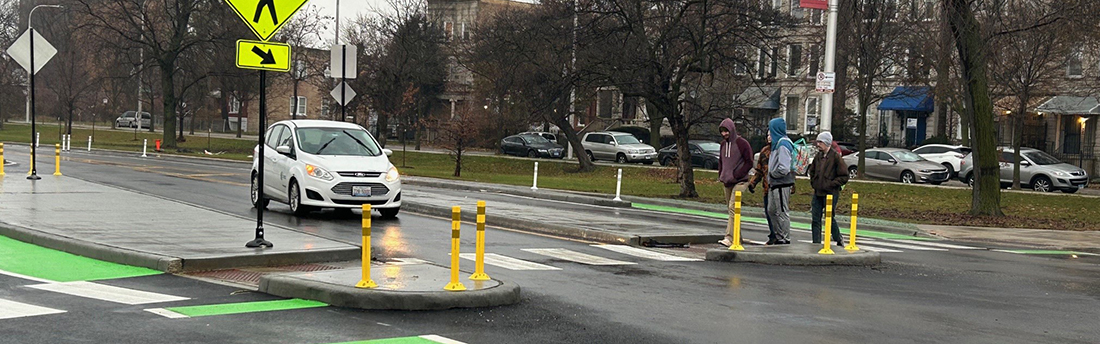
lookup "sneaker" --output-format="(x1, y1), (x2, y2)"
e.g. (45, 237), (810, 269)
(775, 239), (791, 245)
(718, 239), (733, 246)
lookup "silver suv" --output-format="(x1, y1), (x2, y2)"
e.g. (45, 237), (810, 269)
(581, 131), (657, 164)
(958, 147), (1090, 193)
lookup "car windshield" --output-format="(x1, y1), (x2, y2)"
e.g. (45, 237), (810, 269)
(893, 151), (925, 162)
(615, 135), (641, 145)
(523, 135), (550, 144)
(296, 127), (382, 156)
(697, 142), (720, 152)
(1023, 151), (1061, 165)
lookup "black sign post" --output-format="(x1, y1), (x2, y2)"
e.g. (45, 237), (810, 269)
(246, 70), (273, 248)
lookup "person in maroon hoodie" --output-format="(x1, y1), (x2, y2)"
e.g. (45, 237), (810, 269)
(717, 118), (754, 246)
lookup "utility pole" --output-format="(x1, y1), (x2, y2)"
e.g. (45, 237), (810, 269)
(819, 0), (839, 132)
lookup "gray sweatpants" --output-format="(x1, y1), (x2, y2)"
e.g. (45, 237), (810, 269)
(767, 186), (792, 241)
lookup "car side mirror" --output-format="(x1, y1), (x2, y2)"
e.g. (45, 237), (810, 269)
(276, 145), (293, 156)
(382, 148), (393, 157)
(1021, 160), (1031, 167)
(888, 158), (897, 164)
(611, 141), (618, 146)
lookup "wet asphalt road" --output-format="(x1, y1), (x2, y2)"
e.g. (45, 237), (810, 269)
(2, 145), (1100, 344)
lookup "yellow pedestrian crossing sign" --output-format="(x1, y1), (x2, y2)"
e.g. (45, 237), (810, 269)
(224, 0), (310, 41)
(236, 40), (291, 72)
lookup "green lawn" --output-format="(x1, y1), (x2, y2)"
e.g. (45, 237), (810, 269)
(4, 121), (1099, 230)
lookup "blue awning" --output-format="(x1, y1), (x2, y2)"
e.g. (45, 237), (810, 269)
(878, 86), (934, 112)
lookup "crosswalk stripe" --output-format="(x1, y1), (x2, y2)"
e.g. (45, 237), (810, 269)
(882, 240), (981, 250)
(521, 248), (636, 265)
(144, 308), (189, 319)
(0, 269), (54, 284)
(0, 299), (66, 320)
(420, 334), (468, 344)
(591, 245), (702, 261)
(798, 240), (903, 253)
(27, 281), (190, 305)
(458, 253), (561, 271)
(858, 240), (948, 251)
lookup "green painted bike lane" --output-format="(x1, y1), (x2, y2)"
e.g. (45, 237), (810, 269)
(0, 235), (161, 282)
(631, 203), (929, 240)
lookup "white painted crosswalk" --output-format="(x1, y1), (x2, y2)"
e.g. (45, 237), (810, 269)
(459, 253), (562, 271)
(590, 244), (702, 261)
(522, 248), (636, 265)
(0, 299), (66, 320)
(27, 281), (190, 305)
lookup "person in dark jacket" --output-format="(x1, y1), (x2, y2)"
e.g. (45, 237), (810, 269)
(717, 118), (754, 247)
(767, 118), (795, 244)
(747, 144), (778, 244)
(808, 131), (849, 246)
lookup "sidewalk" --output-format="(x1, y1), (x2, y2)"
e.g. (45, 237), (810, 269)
(0, 174), (519, 310)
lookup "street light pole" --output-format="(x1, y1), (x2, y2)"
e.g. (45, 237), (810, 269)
(26, 4), (63, 181)
(819, 0), (839, 132)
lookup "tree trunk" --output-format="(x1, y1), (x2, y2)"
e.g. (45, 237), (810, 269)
(454, 147), (462, 177)
(160, 63), (177, 148)
(944, 0), (1002, 216)
(1011, 96), (1028, 189)
(672, 117), (697, 198)
(646, 102), (663, 148)
(553, 113), (595, 172)
(856, 83), (872, 178)
(377, 113), (389, 148)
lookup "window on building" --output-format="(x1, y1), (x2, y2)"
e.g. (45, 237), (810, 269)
(460, 22), (469, 40)
(788, 44), (803, 77)
(808, 44), (821, 77)
(769, 47), (779, 78)
(229, 96), (240, 114)
(757, 48), (767, 79)
(884, 0), (899, 20)
(790, 0), (804, 19)
(806, 97), (820, 131)
(1067, 50), (1083, 78)
(444, 21), (453, 40)
(773, 0), (783, 10)
(786, 95), (800, 131)
(734, 46), (749, 75)
(290, 96), (307, 117)
(923, 0), (935, 20)
(809, 8), (823, 24)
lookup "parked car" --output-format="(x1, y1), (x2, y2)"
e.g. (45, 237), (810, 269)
(251, 120), (401, 218)
(957, 147), (1089, 193)
(844, 147), (950, 184)
(835, 141), (858, 156)
(500, 133), (564, 159)
(582, 131), (658, 164)
(116, 111), (152, 128)
(657, 140), (721, 169)
(520, 131), (559, 145)
(913, 144), (971, 177)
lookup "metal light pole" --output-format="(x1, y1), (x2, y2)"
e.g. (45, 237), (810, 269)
(819, 0), (839, 132)
(26, 4), (63, 181)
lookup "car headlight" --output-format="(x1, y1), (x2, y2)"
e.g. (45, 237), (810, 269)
(538, 149), (548, 153)
(920, 169), (932, 173)
(631, 149), (642, 154)
(305, 164), (333, 181)
(385, 166), (400, 182)
(1052, 171), (1068, 177)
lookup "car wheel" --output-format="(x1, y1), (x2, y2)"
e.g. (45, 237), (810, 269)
(704, 160), (717, 170)
(965, 173), (975, 187)
(942, 163), (954, 177)
(1031, 176), (1053, 192)
(586, 150), (595, 162)
(528, 150), (539, 158)
(250, 172), (269, 209)
(288, 180), (312, 215)
(848, 166), (858, 179)
(661, 157), (674, 166)
(616, 153), (628, 164)
(900, 171), (915, 184)
(380, 207), (400, 219)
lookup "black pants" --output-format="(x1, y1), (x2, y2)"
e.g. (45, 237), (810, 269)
(811, 194), (842, 244)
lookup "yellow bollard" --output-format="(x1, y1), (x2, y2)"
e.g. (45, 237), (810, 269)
(470, 201), (491, 281)
(355, 204), (378, 289)
(53, 143), (62, 176)
(845, 194), (860, 252)
(444, 206), (467, 291)
(818, 194), (835, 255)
(0, 142), (5, 176)
(728, 191), (744, 251)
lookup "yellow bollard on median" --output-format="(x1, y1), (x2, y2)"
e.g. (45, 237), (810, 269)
(355, 204), (378, 289)
(470, 201), (491, 281)
(53, 143), (62, 176)
(0, 142), (5, 176)
(728, 191), (744, 251)
(444, 206), (467, 291)
(845, 194), (860, 252)
(818, 194), (835, 255)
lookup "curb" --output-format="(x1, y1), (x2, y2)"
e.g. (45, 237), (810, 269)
(705, 246), (881, 266)
(403, 178), (632, 208)
(401, 201), (647, 245)
(258, 272), (522, 311)
(0, 222), (183, 273)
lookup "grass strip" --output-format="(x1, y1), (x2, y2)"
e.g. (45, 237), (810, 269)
(165, 299), (326, 317)
(0, 235), (161, 282)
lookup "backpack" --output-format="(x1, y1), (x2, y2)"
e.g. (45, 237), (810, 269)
(791, 138), (816, 176)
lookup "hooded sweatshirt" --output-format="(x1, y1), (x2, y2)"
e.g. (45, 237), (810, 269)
(718, 118), (754, 187)
(767, 117), (796, 188)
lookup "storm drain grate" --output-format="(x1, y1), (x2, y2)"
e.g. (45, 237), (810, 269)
(185, 264), (343, 286)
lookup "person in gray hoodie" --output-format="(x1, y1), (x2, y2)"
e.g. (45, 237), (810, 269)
(717, 118), (754, 246)
(766, 117), (796, 244)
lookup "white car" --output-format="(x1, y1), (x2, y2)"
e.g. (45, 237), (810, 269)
(251, 120), (402, 218)
(912, 144), (970, 177)
(115, 111), (152, 128)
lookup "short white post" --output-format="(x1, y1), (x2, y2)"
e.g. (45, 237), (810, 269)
(613, 168), (623, 201)
(87, 136), (92, 151)
(35, 132), (40, 148)
(531, 162), (539, 191)
(65, 135), (70, 151)
(142, 139), (148, 157)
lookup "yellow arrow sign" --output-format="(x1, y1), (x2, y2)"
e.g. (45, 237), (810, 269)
(236, 40), (291, 72)
(224, 0), (309, 41)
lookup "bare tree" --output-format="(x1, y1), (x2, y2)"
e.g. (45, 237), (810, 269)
(424, 106), (489, 177)
(0, 0), (22, 129)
